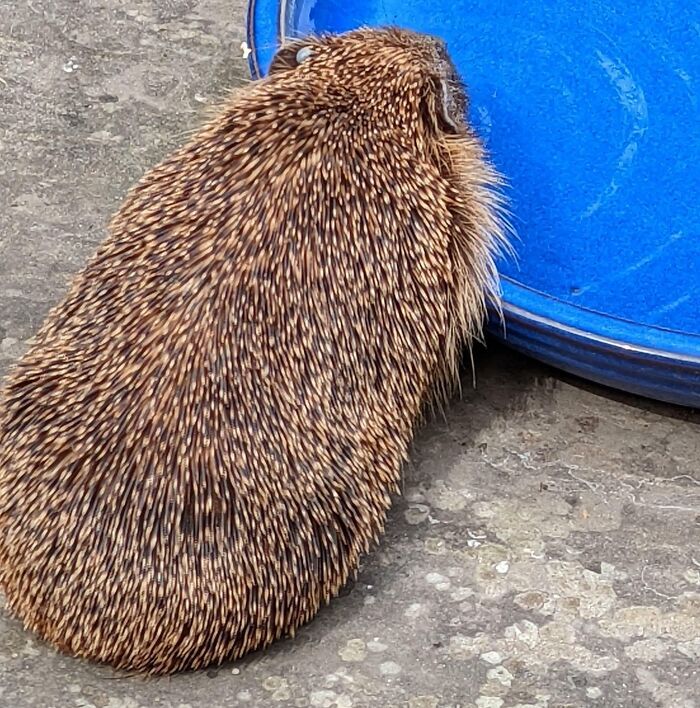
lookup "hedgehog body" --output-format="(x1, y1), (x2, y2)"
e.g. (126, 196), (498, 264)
(0, 28), (508, 674)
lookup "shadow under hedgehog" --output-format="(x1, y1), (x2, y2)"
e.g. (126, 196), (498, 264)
(0, 27), (510, 674)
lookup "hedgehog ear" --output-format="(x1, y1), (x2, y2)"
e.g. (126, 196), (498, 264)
(268, 43), (301, 73)
(426, 76), (469, 135)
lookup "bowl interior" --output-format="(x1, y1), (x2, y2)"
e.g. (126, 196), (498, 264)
(252, 0), (700, 344)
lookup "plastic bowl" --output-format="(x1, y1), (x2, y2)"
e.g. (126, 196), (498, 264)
(247, 0), (700, 407)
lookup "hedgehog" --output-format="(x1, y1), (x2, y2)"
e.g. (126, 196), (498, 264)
(0, 27), (509, 674)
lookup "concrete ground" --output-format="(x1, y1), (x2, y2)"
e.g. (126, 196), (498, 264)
(1, 1), (699, 706)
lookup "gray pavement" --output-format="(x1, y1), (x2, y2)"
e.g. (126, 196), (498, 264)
(1, 2), (699, 706)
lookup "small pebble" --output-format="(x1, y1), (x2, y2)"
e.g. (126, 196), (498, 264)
(310, 690), (337, 708)
(684, 568), (700, 585)
(338, 639), (366, 662)
(424, 538), (446, 554)
(379, 661), (402, 675)
(495, 561), (510, 574)
(405, 603), (423, 618)
(480, 651), (503, 665)
(487, 666), (513, 686)
(505, 620), (540, 648)
(425, 572), (449, 587)
(367, 639), (388, 652)
(405, 504), (430, 525)
(62, 57), (80, 73)
(405, 487), (427, 504)
(475, 697), (504, 708)
(450, 587), (474, 602)
(272, 688), (291, 701)
(408, 698), (438, 708)
(262, 676), (287, 692)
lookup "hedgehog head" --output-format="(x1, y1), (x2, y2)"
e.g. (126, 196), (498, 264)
(263, 27), (469, 141)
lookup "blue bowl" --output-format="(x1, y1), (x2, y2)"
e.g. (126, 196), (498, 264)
(247, 0), (700, 407)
